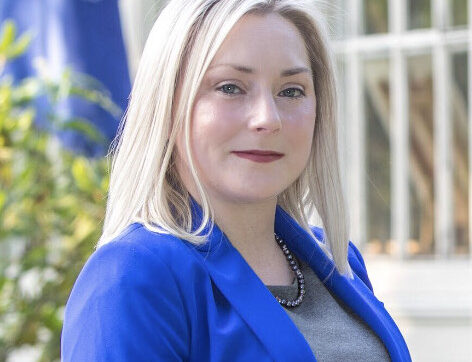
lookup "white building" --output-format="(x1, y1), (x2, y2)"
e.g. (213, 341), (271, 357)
(333, 1), (472, 361)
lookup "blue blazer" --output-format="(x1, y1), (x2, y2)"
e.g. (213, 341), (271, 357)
(61, 205), (411, 361)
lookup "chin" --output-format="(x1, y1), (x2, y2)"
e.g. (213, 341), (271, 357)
(225, 196), (278, 205)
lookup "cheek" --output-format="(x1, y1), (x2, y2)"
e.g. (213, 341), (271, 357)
(191, 98), (242, 150)
(284, 104), (316, 152)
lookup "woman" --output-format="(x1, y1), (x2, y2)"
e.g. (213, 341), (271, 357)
(61, 0), (411, 361)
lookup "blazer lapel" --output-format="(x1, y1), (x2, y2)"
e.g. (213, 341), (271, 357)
(275, 206), (410, 362)
(195, 221), (316, 361)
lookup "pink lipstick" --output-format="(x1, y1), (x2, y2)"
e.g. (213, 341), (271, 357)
(231, 150), (284, 163)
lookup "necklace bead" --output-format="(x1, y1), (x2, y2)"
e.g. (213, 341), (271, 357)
(273, 233), (305, 308)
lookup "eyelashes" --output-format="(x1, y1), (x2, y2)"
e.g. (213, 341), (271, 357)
(216, 83), (305, 98)
(218, 84), (243, 95)
(278, 88), (305, 98)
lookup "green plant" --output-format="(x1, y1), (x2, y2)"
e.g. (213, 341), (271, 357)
(0, 20), (119, 361)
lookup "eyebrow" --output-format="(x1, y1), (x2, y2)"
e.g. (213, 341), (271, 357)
(208, 64), (311, 77)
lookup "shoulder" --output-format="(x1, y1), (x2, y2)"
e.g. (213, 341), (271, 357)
(68, 222), (205, 301)
(99, 222), (199, 262)
(310, 226), (374, 292)
(61, 223), (202, 360)
(72, 223), (201, 292)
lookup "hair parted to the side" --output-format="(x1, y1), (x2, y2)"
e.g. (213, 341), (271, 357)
(97, 0), (353, 279)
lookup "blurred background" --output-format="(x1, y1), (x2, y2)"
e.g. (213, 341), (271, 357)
(331, 1), (472, 361)
(0, 0), (471, 361)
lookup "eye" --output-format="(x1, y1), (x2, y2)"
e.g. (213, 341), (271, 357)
(217, 83), (243, 95)
(279, 88), (305, 98)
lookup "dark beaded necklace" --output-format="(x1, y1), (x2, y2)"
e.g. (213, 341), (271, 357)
(273, 233), (305, 308)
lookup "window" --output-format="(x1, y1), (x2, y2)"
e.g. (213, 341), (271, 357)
(408, 0), (432, 30)
(363, 0), (389, 34)
(451, 51), (469, 254)
(333, 0), (471, 259)
(330, 1), (471, 359)
(451, 0), (468, 27)
(407, 54), (435, 256)
(364, 57), (392, 254)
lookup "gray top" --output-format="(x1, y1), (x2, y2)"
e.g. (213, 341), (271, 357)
(266, 258), (391, 362)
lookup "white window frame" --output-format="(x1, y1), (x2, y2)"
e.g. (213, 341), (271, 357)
(334, 0), (472, 260)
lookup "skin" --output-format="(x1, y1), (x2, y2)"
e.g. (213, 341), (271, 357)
(176, 13), (317, 285)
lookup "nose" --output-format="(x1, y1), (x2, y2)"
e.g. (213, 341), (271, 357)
(248, 90), (282, 133)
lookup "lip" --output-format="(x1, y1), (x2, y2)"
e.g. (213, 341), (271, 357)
(231, 150), (284, 163)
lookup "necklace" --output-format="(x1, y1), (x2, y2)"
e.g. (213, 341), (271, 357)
(273, 233), (305, 308)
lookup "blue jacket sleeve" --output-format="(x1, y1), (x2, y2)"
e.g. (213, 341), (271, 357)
(61, 240), (190, 361)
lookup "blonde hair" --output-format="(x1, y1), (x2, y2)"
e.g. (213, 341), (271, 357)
(98, 0), (353, 279)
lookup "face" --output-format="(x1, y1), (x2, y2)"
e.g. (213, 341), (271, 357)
(176, 13), (317, 205)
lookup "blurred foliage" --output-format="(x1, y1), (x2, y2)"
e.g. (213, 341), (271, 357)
(0, 20), (118, 361)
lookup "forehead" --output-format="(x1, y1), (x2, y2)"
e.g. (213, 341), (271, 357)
(209, 13), (311, 71)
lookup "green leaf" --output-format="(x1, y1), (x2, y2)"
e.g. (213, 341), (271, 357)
(69, 86), (122, 118)
(17, 110), (34, 131)
(0, 20), (15, 54)
(6, 32), (32, 59)
(58, 118), (107, 144)
(0, 191), (5, 211)
(71, 157), (94, 192)
(12, 78), (43, 105)
(57, 68), (72, 100)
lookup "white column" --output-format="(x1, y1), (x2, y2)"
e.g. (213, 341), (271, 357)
(118, 0), (166, 79)
(433, 0), (454, 257)
(390, 0), (409, 259)
(345, 0), (366, 247)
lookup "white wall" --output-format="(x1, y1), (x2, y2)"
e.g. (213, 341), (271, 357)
(365, 256), (472, 361)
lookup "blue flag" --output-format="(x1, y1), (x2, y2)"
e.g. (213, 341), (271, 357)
(0, 0), (131, 157)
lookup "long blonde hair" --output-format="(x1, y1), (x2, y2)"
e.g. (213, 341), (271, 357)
(98, 0), (353, 279)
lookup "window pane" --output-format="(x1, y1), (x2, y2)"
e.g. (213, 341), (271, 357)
(452, 52), (469, 255)
(408, 0), (432, 30)
(364, 58), (391, 254)
(452, 0), (468, 27)
(408, 54), (434, 255)
(363, 0), (388, 34)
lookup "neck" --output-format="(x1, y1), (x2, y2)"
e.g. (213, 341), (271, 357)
(192, 192), (295, 285)
(211, 197), (278, 256)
